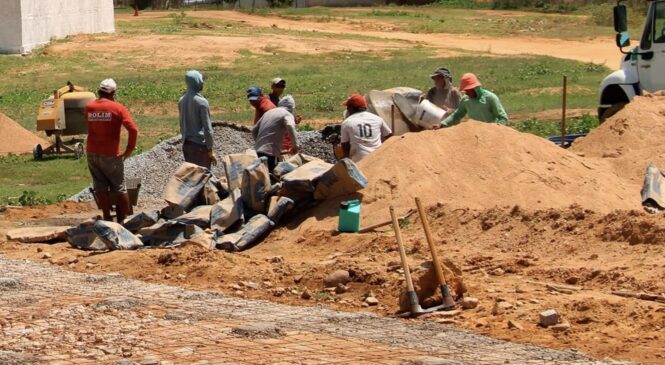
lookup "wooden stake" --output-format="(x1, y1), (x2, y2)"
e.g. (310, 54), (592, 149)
(561, 75), (567, 148)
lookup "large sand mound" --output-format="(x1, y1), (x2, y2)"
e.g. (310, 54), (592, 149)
(0, 112), (47, 155)
(299, 121), (641, 231)
(571, 92), (665, 184)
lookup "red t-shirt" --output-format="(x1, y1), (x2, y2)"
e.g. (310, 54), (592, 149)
(253, 96), (276, 125)
(85, 98), (139, 157)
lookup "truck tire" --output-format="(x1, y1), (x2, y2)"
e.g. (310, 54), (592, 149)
(599, 102), (627, 124)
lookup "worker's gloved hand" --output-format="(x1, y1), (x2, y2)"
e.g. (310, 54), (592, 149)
(431, 125), (441, 130)
(208, 150), (218, 166)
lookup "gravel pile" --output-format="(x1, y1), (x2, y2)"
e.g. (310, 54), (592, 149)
(70, 122), (333, 202)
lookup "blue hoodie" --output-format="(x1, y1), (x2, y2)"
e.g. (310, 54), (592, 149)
(178, 70), (214, 149)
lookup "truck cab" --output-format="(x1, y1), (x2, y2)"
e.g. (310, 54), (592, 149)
(599, 0), (665, 121)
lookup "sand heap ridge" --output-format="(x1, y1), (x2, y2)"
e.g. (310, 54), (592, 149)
(571, 92), (665, 184)
(0, 112), (47, 155)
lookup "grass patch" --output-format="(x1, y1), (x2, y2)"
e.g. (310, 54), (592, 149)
(512, 113), (599, 137)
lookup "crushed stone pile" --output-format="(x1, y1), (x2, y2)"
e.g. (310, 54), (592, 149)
(299, 121), (641, 231)
(70, 122), (333, 202)
(0, 112), (47, 155)
(571, 92), (665, 184)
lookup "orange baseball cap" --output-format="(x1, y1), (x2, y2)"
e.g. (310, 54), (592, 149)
(459, 73), (482, 91)
(342, 94), (367, 108)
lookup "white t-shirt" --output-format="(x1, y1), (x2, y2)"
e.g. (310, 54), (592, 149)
(341, 111), (392, 162)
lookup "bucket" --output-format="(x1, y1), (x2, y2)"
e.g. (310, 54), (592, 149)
(338, 199), (361, 233)
(413, 99), (446, 129)
(92, 178), (141, 214)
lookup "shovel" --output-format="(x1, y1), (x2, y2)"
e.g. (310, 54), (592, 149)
(415, 197), (457, 310)
(390, 206), (441, 318)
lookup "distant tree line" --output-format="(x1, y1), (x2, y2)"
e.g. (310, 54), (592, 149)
(113, 0), (225, 9)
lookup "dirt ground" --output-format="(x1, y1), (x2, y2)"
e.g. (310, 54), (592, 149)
(113, 10), (620, 68)
(1, 201), (664, 364)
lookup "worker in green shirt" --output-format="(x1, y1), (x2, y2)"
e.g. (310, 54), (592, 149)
(437, 73), (508, 128)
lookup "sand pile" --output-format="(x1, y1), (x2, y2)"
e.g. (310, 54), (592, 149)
(0, 112), (47, 155)
(571, 92), (665, 184)
(298, 121), (641, 231)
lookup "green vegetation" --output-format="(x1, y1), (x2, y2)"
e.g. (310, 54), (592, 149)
(513, 113), (599, 137)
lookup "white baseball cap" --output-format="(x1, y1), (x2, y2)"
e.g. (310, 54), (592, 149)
(99, 79), (117, 93)
(271, 78), (286, 87)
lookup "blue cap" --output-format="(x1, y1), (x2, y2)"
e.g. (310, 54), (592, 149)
(247, 86), (262, 101)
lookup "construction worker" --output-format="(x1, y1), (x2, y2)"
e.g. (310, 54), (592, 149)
(252, 95), (300, 172)
(247, 86), (276, 125)
(268, 77), (286, 106)
(340, 94), (392, 162)
(85, 79), (138, 223)
(178, 70), (216, 169)
(438, 73), (508, 128)
(426, 67), (461, 113)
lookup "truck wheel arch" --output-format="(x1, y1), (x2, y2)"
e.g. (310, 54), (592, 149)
(598, 85), (631, 123)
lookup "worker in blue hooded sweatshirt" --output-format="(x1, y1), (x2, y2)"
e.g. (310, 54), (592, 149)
(178, 70), (216, 169)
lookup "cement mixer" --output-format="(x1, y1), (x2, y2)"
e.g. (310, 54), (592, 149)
(34, 82), (96, 160)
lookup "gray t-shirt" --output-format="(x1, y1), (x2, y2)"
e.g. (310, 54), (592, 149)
(426, 86), (462, 111)
(252, 107), (299, 157)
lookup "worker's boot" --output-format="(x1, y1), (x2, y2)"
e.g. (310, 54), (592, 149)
(116, 192), (131, 224)
(96, 192), (113, 221)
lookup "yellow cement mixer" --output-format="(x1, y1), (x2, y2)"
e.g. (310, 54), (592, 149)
(34, 82), (96, 160)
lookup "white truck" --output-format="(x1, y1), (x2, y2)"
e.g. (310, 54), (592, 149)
(599, 0), (665, 121)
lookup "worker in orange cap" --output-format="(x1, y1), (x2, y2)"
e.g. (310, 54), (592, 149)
(340, 94), (392, 162)
(438, 73), (508, 128)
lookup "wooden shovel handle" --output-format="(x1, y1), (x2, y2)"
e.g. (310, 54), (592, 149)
(415, 197), (448, 287)
(390, 206), (416, 293)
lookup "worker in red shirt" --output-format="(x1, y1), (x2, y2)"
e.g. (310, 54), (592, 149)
(85, 79), (139, 223)
(247, 86), (275, 125)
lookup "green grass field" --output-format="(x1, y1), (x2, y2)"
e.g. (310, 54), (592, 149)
(0, 7), (612, 204)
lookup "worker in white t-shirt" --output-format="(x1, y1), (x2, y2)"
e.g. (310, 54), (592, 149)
(340, 94), (392, 162)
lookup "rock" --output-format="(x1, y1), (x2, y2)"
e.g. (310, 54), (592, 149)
(141, 356), (160, 365)
(323, 270), (350, 287)
(335, 283), (348, 294)
(565, 276), (580, 285)
(551, 322), (571, 332)
(268, 256), (284, 264)
(461, 297), (479, 310)
(409, 356), (458, 365)
(68, 257), (78, 264)
(293, 275), (303, 284)
(491, 301), (513, 315)
(241, 281), (259, 290)
(508, 320), (524, 330)
(6, 226), (70, 243)
(0, 277), (21, 290)
(489, 268), (505, 276)
(434, 318), (459, 325)
(301, 289), (311, 300)
(272, 287), (285, 297)
(176, 274), (186, 280)
(41, 253), (52, 259)
(365, 296), (379, 306)
(427, 309), (460, 318)
(231, 323), (282, 339)
(539, 309), (559, 327)
(85, 263), (94, 269)
(230, 284), (243, 291)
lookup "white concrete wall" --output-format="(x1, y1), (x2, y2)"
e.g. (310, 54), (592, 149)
(0, 0), (115, 54)
(0, 0), (24, 54)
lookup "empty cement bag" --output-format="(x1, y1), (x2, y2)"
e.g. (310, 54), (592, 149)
(285, 153), (323, 167)
(214, 214), (274, 252)
(173, 205), (212, 228)
(163, 162), (212, 211)
(267, 196), (295, 224)
(201, 175), (227, 205)
(281, 160), (333, 192)
(223, 151), (259, 191)
(642, 163), (665, 213)
(161, 204), (185, 220)
(65, 219), (108, 251)
(273, 162), (298, 179)
(123, 210), (160, 233)
(139, 221), (203, 247)
(210, 189), (243, 232)
(241, 157), (271, 213)
(314, 158), (368, 200)
(93, 220), (144, 250)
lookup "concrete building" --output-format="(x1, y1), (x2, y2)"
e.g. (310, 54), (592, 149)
(0, 0), (115, 54)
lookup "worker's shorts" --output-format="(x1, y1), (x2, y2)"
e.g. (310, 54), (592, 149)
(87, 153), (127, 194)
(182, 140), (212, 169)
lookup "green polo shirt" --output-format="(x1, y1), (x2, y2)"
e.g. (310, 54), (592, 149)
(441, 87), (508, 127)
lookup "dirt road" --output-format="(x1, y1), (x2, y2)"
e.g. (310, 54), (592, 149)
(0, 255), (631, 364)
(118, 10), (621, 68)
